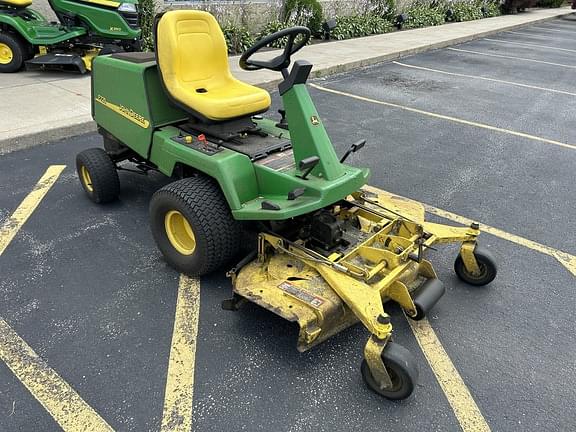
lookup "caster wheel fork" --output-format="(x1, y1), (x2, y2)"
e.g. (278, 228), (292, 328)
(455, 242), (497, 286)
(361, 335), (418, 400)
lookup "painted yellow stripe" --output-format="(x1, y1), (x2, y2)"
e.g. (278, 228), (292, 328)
(0, 164), (114, 431)
(0, 319), (114, 431)
(309, 83), (576, 151)
(407, 317), (491, 432)
(392, 61), (576, 97)
(447, 47), (576, 70)
(95, 96), (150, 129)
(0, 165), (65, 256)
(161, 274), (201, 432)
(483, 38), (576, 54)
(422, 200), (576, 277)
(364, 185), (576, 277)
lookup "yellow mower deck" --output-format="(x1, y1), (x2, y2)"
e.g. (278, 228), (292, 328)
(231, 188), (483, 396)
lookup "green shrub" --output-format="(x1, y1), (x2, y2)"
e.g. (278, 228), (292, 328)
(367, 0), (397, 20)
(256, 20), (312, 49)
(403, 4), (446, 29)
(284, 0), (324, 35)
(536, 0), (565, 7)
(449, 0), (484, 21)
(481, 0), (502, 17)
(222, 23), (255, 55)
(330, 14), (394, 40)
(257, 20), (292, 49)
(138, 0), (155, 51)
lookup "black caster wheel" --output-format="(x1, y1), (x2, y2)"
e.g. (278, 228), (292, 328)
(361, 342), (419, 400)
(408, 278), (445, 321)
(454, 245), (497, 286)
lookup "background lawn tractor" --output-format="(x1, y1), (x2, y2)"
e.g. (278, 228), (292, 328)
(77, 10), (498, 400)
(0, 0), (140, 73)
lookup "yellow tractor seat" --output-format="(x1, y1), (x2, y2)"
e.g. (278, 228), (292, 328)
(0, 0), (32, 7)
(155, 10), (271, 122)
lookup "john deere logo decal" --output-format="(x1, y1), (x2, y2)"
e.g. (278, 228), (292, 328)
(311, 116), (320, 125)
(96, 95), (150, 129)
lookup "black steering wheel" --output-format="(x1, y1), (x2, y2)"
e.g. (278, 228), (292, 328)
(239, 26), (311, 72)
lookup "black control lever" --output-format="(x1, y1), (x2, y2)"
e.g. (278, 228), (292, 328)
(276, 109), (288, 130)
(340, 139), (366, 163)
(298, 156), (320, 180)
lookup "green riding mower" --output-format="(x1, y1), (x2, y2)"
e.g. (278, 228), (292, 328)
(0, 0), (140, 73)
(76, 10), (498, 400)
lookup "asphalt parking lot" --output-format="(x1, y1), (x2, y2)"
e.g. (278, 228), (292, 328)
(1, 16), (575, 432)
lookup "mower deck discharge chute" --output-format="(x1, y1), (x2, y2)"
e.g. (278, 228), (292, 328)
(77, 10), (498, 400)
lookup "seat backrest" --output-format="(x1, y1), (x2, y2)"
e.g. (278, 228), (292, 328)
(155, 10), (231, 97)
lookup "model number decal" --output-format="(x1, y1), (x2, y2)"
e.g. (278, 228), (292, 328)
(96, 95), (150, 129)
(278, 281), (325, 308)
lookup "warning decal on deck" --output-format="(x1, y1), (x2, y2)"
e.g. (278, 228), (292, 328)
(278, 282), (325, 308)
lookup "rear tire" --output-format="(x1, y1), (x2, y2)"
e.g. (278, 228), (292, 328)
(149, 176), (242, 276)
(0, 32), (27, 73)
(76, 148), (120, 203)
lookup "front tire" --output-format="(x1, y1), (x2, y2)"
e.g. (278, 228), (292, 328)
(0, 32), (27, 73)
(361, 342), (419, 400)
(149, 176), (242, 276)
(76, 148), (120, 203)
(454, 245), (497, 286)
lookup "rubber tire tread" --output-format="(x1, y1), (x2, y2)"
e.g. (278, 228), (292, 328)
(454, 245), (497, 286)
(149, 176), (241, 276)
(361, 341), (419, 400)
(76, 148), (120, 203)
(0, 32), (25, 73)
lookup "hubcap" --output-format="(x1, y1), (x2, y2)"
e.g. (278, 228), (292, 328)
(0, 43), (13, 65)
(165, 210), (196, 255)
(80, 165), (94, 193)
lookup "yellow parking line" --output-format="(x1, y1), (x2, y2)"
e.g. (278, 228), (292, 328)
(0, 164), (115, 431)
(0, 319), (114, 431)
(0, 165), (66, 255)
(364, 185), (576, 277)
(447, 47), (576, 69)
(161, 274), (201, 432)
(407, 317), (491, 432)
(422, 200), (576, 277)
(309, 83), (576, 151)
(393, 61), (576, 97)
(483, 38), (576, 54)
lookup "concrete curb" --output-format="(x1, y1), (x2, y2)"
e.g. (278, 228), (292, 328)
(1, 9), (573, 154)
(0, 120), (97, 156)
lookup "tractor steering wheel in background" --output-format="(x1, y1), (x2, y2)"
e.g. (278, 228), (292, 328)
(239, 26), (311, 73)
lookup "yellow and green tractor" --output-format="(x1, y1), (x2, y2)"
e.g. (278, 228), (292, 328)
(77, 10), (498, 400)
(0, 0), (140, 72)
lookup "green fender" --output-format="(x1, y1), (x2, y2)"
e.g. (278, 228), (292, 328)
(0, 11), (86, 45)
